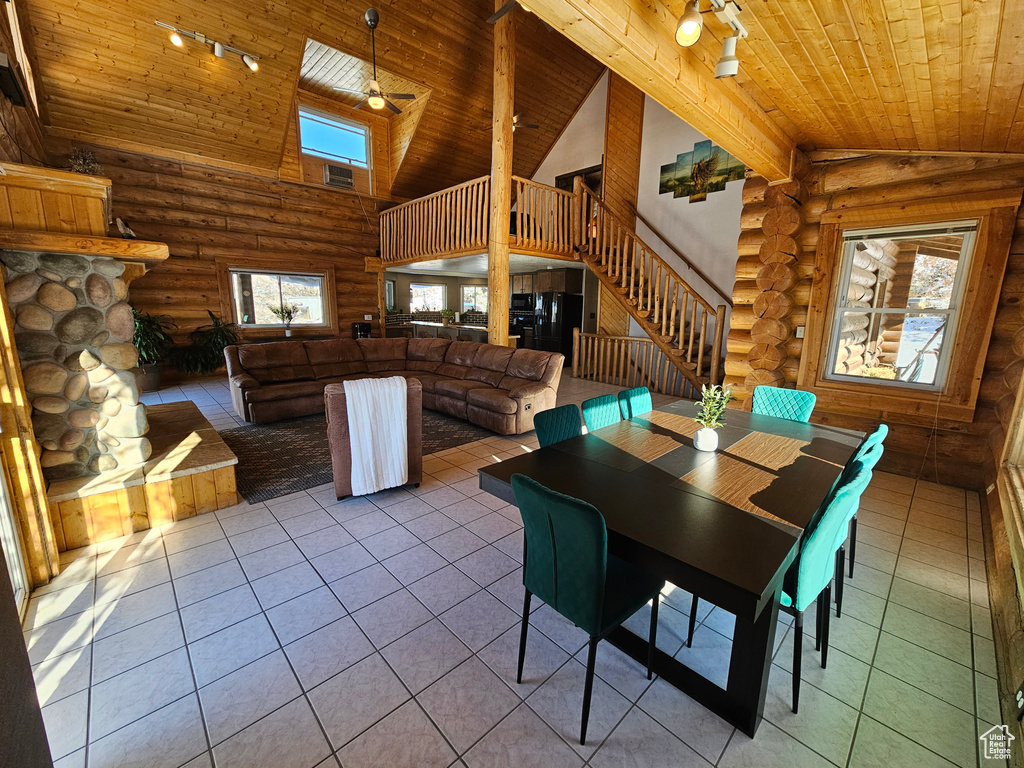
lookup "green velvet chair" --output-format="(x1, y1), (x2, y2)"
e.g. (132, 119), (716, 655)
(842, 424), (888, 581)
(534, 404), (583, 449)
(511, 473), (663, 744)
(751, 385), (816, 423)
(581, 394), (622, 432)
(784, 456), (873, 712)
(617, 386), (653, 419)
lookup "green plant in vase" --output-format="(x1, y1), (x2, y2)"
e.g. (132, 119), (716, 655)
(693, 384), (734, 452)
(172, 310), (239, 375)
(268, 303), (300, 336)
(439, 308), (455, 326)
(132, 310), (176, 392)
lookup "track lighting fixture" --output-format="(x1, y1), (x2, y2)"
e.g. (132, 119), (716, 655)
(714, 35), (740, 78)
(155, 21), (260, 73)
(675, 1), (703, 47)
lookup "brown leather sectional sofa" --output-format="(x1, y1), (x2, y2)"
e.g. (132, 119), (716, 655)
(223, 337), (564, 435)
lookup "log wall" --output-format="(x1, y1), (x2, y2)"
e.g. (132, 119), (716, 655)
(50, 143), (383, 345)
(726, 155), (1024, 487)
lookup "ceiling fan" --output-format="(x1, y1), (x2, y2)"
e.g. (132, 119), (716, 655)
(333, 8), (415, 115)
(512, 113), (539, 132)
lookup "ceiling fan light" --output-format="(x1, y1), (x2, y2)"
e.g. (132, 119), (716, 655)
(714, 35), (740, 78)
(367, 94), (386, 110)
(169, 31), (184, 47)
(675, 1), (703, 47)
(243, 54), (259, 72)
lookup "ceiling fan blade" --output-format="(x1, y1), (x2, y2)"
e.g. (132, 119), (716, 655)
(332, 87), (367, 96)
(522, 123), (540, 129)
(384, 99), (403, 115)
(386, 93), (416, 100)
(353, 100), (367, 110)
(487, 0), (518, 24)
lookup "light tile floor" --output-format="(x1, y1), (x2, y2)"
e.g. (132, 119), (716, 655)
(28, 376), (1002, 768)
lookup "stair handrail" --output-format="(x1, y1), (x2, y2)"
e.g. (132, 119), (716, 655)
(628, 207), (733, 308)
(576, 180), (725, 318)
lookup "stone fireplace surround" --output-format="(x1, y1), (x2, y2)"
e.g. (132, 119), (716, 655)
(2, 248), (149, 482)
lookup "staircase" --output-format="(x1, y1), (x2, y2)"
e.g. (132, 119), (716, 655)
(574, 180), (726, 391)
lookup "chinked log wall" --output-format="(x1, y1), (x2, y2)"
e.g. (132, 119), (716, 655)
(725, 155), (1024, 487)
(58, 144), (382, 345)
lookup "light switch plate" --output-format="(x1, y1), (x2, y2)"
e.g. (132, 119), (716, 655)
(795, 326), (805, 338)
(364, 314), (373, 320)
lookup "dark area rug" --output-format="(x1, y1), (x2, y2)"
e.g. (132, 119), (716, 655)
(219, 410), (496, 503)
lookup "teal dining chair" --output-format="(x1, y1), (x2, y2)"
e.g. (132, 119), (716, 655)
(511, 473), (664, 745)
(534, 404), (582, 448)
(785, 459), (873, 712)
(751, 385), (816, 423)
(843, 424), (888, 581)
(833, 431), (886, 617)
(582, 394), (622, 432)
(617, 386), (653, 419)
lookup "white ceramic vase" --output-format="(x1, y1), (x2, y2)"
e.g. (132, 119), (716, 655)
(694, 427), (719, 452)
(284, 328), (292, 338)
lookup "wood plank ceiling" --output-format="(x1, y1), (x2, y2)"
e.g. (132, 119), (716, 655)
(20, 0), (606, 199)
(718, 0), (1024, 154)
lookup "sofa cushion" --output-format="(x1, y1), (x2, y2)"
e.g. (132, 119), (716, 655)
(434, 378), (491, 400)
(445, 341), (483, 367)
(304, 339), (369, 379)
(395, 372), (444, 393)
(237, 342), (315, 384)
(466, 345), (514, 387)
(358, 338), (408, 372)
(406, 338), (451, 372)
(506, 348), (557, 383)
(466, 387), (517, 415)
(245, 379), (325, 403)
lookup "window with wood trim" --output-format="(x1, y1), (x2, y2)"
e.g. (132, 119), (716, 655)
(298, 107), (369, 168)
(825, 222), (977, 391)
(410, 283), (445, 312)
(800, 189), (1023, 423)
(229, 270), (328, 328)
(461, 285), (488, 313)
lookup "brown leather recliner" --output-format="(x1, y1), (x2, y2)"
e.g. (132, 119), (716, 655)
(223, 337), (564, 435)
(324, 378), (423, 500)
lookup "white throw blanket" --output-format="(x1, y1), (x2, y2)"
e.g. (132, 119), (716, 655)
(343, 376), (408, 496)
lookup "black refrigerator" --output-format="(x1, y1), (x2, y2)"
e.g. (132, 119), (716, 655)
(534, 292), (584, 357)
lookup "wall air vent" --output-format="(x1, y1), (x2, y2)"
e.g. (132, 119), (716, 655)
(323, 164), (355, 189)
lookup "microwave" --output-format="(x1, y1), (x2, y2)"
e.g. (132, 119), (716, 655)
(510, 293), (533, 311)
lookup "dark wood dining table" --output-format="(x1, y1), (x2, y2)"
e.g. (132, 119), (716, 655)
(477, 398), (864, 737)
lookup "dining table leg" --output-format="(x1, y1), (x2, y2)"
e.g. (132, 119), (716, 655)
(605, 591), (782, 738)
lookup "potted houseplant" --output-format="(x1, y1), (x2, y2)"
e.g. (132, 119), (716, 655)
(172, 310), (239, 376)
(693, 384), (734, 452)
(268, 303), (300, 337)
(132, 310), (176, 392)
(440, 308), (455, 327)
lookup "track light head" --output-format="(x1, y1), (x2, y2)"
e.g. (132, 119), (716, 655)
(213, 41), (225, 58)
(242, 54), (259, 72)
(169, 31), (184, 47)
(675, 1), (703, 47)
(714, 35), (740, 78)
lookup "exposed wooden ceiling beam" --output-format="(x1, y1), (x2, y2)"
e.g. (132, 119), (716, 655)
(520, 0), (798, 181)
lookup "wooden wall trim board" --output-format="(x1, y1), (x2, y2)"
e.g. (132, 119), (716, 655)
(725, 153), (1024, 488)
(0, 4), (46, 167)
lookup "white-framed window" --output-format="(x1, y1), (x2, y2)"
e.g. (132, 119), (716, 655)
(824, 221), (978, 390)
(298, 106), (369, 168)
(230, 269), (328, 327)
(410, 283), (445, 312)
(461, 286), (488, 313)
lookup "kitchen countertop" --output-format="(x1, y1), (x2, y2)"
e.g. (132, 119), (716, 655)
(407, 320), (488, 331)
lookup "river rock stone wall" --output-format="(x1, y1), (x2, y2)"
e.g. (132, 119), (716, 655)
(2, 249), (151, 482)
